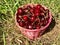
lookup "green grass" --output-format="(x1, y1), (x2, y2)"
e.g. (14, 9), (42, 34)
(0, 0), (60, 45)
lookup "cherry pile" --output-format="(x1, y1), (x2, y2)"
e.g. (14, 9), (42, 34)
(16, 4), (49, 29)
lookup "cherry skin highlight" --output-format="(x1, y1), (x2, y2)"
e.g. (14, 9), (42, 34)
(30, 16), (36, 22)
(23, 15), (28, 21)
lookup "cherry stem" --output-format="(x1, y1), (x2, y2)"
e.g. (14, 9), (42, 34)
(19, 16), (24, 21)
(37, 16), (40, 26)
(44, 9), (49, 20)
(41, 8), (45, 13)
(32, 17), (39, 25)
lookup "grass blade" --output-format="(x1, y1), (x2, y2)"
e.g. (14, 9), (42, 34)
(3, 32), (6, 45)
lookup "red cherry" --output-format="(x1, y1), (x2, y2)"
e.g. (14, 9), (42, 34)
(36, 4), (42, 9)
(36, 25), (40, 29)
(16, 16), (21, 23)
(35, 4), (45, 13)
(23, 15), (28, 21)
(30, 16), (36, 22)
(25, 21), (32, 29)
(16, 12), (19, 16)
(17, 8), (23, 15)
(19, 21), (25, 27)
(35, 12), (40, 16)
(34, 8), (40, 16)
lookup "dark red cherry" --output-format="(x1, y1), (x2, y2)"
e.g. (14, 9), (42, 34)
(25, 21), (32, 29)
(17, 8), (23, 15)
(16, 16), (21, 23)
(16, 12), (20, 16)
(19, 21), (25, 27)
(33, 25), (36, 29)
(23, 15), (28, 21)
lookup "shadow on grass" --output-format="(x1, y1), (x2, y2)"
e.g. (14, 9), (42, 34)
(42, 17), (56, 35)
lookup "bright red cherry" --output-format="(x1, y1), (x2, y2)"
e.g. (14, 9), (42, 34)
(19, 21), (25, 27)
(23, 15), (28, 21)
(17, 8), (23, 15)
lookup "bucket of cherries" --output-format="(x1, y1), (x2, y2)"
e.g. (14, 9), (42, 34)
(15, 4), (52, 39)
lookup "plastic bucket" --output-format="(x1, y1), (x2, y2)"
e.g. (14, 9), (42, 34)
(15, 4), (52, 40)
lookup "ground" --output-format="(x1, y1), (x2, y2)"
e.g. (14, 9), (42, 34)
(0, 0), (60, 45)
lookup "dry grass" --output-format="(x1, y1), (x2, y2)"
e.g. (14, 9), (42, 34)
(0, 0), (60, 45)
